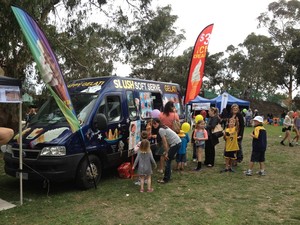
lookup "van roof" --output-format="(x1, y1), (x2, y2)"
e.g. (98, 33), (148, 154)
(67, 76), (181, 94)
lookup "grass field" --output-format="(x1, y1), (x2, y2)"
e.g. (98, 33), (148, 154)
(0, 125), (300, 225)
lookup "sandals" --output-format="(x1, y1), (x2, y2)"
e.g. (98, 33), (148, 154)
(140, 188), (154, 192)
(147, 188), (154, 193)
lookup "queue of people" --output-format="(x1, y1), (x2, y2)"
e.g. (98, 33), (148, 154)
(132, 101), (300, 194)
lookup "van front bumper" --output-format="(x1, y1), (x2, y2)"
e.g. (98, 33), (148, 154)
(4, 152), (84, 181)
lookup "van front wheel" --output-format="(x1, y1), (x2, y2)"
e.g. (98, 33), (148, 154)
(76, 155), (102, 190)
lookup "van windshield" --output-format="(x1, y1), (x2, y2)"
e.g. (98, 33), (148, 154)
(30, 94), (98, 125)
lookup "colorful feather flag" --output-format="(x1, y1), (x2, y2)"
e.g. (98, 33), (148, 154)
(184, 24), (214, 105)
(12, 6), (80, 133)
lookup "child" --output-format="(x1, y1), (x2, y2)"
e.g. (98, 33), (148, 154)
(134, 131), (148, 153)
(193, 120), (208, 171)
(221, 117), (239, 173)
(132, 139), (157, 192)
(134, 131), (149, 185)
(245, 116), (267, 176)
(190, 127), (197, 162)
(176, 130), (190, 170)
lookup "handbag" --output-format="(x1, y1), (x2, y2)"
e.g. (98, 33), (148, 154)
(172, 114), (181, 133)
(212, 123), (223, 138)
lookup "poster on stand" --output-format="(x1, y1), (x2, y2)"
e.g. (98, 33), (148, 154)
(0, 85), (21, 103)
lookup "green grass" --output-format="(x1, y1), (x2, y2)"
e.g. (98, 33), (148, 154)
(0, 125), (300, 225)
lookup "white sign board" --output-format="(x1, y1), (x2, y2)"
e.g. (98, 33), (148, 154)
(0, 85), (21, 103)
(192, 102), (210, 110)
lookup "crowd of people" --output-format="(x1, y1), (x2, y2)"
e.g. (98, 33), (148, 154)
(132, 101), (273, 193)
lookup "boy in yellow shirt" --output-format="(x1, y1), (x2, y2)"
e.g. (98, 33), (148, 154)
(220, 118), (239, 173)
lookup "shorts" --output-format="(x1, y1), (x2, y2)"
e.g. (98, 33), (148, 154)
(224, 151), (237, 159)
(250, 151), (265, 162)
(282, 126), (291, 132)
(176, 153), (186, 163)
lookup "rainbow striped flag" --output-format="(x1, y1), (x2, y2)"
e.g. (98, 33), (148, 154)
(12, 6), (80, 133)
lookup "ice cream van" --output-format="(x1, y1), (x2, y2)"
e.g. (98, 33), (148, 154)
(4, 76), (184, 189)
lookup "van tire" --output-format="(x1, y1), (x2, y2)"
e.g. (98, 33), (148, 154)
(76, 154), (102, 190)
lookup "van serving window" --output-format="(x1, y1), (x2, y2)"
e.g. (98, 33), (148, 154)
(139, 92), (153, 119)
(98, 95), (122, 122)
(126, 91), (137, 119)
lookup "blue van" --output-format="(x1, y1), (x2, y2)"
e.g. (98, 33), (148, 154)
(4, 76), (184, 189)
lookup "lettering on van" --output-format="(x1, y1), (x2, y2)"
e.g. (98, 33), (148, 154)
(67, 81), (105, 88)
(164, 85), (177, 93)
(113, 79), (162, 92)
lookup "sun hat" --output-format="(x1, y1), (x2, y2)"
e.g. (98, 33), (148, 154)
(178, 130), (185, 138)
(253, 116), (263, 123)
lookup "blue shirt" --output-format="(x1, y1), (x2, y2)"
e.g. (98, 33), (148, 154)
(178, 133), (190, 154)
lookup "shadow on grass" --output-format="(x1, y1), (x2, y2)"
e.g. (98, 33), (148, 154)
(0, 165), (121, 199)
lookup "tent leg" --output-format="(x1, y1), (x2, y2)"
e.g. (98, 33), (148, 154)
(19, 102), (23, 205)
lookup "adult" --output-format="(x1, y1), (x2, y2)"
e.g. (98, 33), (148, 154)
(204, 107), (220, 167)
(245, 108), (253, 127)
(25, 105), (37, 126)
(159, 101), (179, 132)
(200, 110), (207, 121)
(230, 104), (245, 163)
(220, 108), (230, 130)
(280, 111), (294, 147)
(150, 119), (164, 173)
(152, 118), (181, 184)
(0, 127), (14, 145)
(292, 110), (300, 145)
(253, 109), (259, 118)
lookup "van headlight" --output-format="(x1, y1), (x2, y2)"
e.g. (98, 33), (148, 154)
(40, 146), (66, 156)
(1, 145), (12, 154)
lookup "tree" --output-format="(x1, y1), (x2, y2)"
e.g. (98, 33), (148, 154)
(237, 33), (281, 100)
(122, 5), (185, 81)
(0, 0), (155, 129)
(258, 0), (300, 108)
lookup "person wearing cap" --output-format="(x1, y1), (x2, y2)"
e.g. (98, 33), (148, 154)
(152, 118), (181, 184)
(245, 116), (267, 176)
(176, 130), (190, 171)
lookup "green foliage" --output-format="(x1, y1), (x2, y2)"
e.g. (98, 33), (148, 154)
(125, 5), (185, 81)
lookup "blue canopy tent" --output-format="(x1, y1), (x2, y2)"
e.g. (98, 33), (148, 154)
(210, 92), (250, 112)
(188, 95), (216, 104)
(185, 96), (215, 125)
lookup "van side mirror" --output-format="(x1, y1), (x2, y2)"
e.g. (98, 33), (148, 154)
(92, 113), (108, 131)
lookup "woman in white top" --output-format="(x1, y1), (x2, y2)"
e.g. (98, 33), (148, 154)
(152, 118), (181, 184)
(280, 111), (294, 147)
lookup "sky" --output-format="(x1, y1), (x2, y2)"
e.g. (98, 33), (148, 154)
(115, 0), (275, 75)
(154, 0), (274, 55)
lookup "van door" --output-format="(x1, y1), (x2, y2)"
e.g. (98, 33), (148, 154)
(97, 93), (127, 166)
